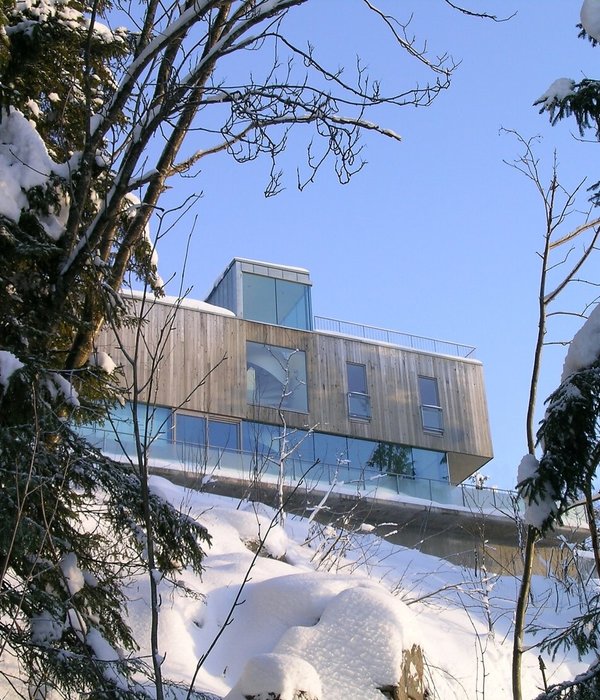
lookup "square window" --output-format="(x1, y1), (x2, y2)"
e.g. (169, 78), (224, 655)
(247, 342), (308, 412)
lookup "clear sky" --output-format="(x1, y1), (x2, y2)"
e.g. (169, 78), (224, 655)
(155, 1), (600, 490)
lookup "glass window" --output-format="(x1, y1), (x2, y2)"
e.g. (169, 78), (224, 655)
(208, 418), (239, 451)
(366, 442), (414, 477)
(418, 376), (443, 433)
(347, 362), (371, 419)
(247, 342), (308, 412)
(313, 432), (349, 467)
(412, 448), (449, 481)
(242, 273), (312, 330)
(109, 402), (172, 443)
(176, 413), (206, 446)
(276, 279), (311, 330)
(243, 274), (277, 325)
(243, 421), (280, 456)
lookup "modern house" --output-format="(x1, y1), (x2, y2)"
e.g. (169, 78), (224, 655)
(88, 258), (585, 572)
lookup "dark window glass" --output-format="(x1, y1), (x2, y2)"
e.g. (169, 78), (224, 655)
(418, 376), (440, 407)
(347, 362), (371, 419)
(418, 376), (443, 433)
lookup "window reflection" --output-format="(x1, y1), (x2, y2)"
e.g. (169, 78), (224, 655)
(240, 421), (449, 483)
(242, 273), (312, 330)
(247, 342), (308, 413)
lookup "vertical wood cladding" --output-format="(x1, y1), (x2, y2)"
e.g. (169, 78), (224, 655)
(98, 299), (493, 477)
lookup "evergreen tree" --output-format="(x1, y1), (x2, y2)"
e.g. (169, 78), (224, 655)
(0, 3), (208, 696)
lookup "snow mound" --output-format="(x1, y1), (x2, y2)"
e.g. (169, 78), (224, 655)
(225, 653), (321, 700)
(274, 586), (413, 700)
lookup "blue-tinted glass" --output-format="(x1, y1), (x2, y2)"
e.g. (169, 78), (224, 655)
(149, 406), (173, 443)
(412, 448), (448, 481)
(246, 342), (308, 412)
(243, 273), (277, 324)
(243, 421), (280, 455)
(276, 279), (311, 330)
(176, 414), (206, 446)
(208, 419), (239, 450)
(313, 433), (348, 467)
(109, 402), (172, 443)
(284, 428), (314, 462)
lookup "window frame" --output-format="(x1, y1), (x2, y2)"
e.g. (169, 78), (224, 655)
(346, 362), (371, 421)
(417, 375), (444, 434)
(246, 341), (309, 413)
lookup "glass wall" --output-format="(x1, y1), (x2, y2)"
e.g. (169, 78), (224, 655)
(101, 406), (449, 484)
(246, 342), (308, 412)
(108, 401), (173, 444)
(241, 421), (449, 482)
(242, 273), (312, 330)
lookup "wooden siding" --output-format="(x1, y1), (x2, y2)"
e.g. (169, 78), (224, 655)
(97, 299), (493, 482)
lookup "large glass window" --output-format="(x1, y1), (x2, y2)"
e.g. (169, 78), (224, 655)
(412, 448), (449, 481)
(366, 443), (414, 477)
(418, 376), (444, 434)
(176, 413), (239, 451)
(109, 402), (172, 443)
(176, 413), (206, 446)
(242, 273), (312, 330)
(240, 420), (449, 482)
(247, 342), (308, 412)
(208, 418), (239, 451)
(346, 362), (371, 420)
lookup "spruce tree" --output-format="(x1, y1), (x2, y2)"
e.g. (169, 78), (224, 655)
(0, 3), (209, 696)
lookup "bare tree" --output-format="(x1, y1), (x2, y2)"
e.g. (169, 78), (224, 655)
(502, 131), (600, 700)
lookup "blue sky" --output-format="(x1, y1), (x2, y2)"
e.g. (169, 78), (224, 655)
(156, 1), (600, 490)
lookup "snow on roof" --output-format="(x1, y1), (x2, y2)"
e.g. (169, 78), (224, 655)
(123, 289), (236, 317)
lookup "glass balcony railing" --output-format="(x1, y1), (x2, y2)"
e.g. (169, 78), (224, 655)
(79, 425), (590, 530)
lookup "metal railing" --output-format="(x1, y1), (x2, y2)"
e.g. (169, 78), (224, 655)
(77, 426), (593, 529)
(314, 316), (476, 359)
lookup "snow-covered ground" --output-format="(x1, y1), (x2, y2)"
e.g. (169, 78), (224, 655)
(118, 477), (594, 699)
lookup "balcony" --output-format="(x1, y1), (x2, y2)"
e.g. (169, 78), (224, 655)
(79, 425), (585, 529)
(313, 316), (476, 359)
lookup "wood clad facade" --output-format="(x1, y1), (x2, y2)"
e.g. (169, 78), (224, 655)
(99, 298), (493, 484)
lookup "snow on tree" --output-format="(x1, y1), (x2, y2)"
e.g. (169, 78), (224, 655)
(0, 0), (499, 696)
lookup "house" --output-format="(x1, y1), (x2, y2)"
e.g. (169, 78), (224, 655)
(89, 258), (585, 573)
